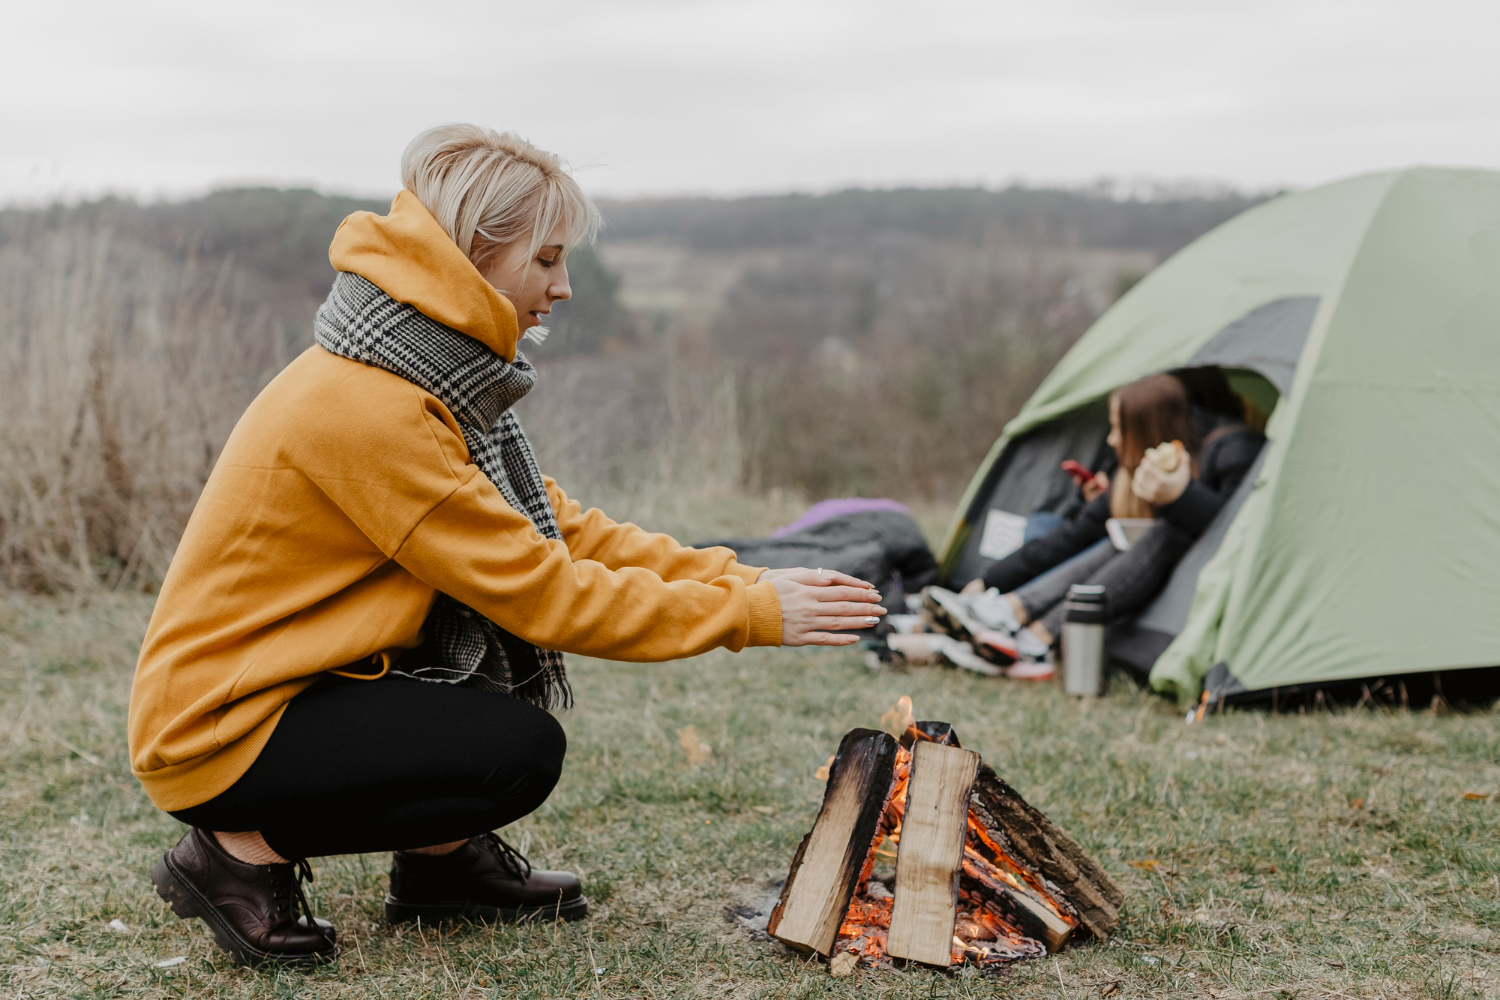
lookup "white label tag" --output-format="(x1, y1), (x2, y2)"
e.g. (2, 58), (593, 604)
(977, 509), (1028, 561)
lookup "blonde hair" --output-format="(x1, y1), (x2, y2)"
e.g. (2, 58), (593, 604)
(400, 124), (601, 271)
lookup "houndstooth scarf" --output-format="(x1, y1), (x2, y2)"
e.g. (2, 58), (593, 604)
(314, 271), (571, 710)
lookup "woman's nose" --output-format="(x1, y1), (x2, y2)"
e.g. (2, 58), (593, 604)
(551, 282), (571, 302)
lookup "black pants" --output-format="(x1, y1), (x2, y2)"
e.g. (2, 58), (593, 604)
(171, 675), (567, 860)
(1015, 521), (1193, 638)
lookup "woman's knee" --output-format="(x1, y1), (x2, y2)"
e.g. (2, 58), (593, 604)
(479, 703), (566, 805)
(526, 709), (567, 784)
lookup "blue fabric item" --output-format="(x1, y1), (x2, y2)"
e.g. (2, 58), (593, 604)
(1023, 511), (1066, 544)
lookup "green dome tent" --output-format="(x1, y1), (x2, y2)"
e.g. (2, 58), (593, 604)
(938, 168), (1500, 705)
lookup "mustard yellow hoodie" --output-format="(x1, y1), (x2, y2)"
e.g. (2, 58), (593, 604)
(128, 191), (782, 812)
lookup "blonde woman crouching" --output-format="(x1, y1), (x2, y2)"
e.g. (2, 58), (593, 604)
(128, 124), (883, 965)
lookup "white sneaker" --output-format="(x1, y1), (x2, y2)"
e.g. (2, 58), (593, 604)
(967, 588), (1024, 634)
(934, 637), (1004, 677)
(1006, 658), (1055, 681)
(923, 586), (1022, 643)
(1014, 627), (1052, 661)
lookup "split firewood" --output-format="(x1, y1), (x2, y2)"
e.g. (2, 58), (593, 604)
(768, 729), (899, 956)
(960, 846), (1074, 951)
(967, 763), (1123, 940)
(887, 740), (981, 966)
(773, 722), (1121, 974)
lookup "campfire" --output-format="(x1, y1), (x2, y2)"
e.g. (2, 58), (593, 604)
(767, 707), (1122, 974)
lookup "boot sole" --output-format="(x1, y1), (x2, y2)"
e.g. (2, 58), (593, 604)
(151, 853), (339, 967)
(384, 893), (588, 926)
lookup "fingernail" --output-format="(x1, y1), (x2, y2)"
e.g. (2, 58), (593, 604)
(872, 607), (887, 614)
(865, 616), (880, 624)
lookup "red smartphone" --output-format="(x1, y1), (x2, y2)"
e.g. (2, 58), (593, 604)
(1060, 460), (1095, 486)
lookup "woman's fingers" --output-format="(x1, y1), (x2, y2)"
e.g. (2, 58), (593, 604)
(812, 619), (883, 631)
(812, 586), (881, 604)
(771, 577), (885, 646)
(798, 632), (862, 646)
(808, 568), (874, 589)
(812, 602), (887, 617)
(766, 567), (876, 589)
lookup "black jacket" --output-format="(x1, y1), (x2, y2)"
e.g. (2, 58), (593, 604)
(980, 425), (1264, 593)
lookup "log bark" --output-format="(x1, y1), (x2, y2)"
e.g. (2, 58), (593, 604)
(968, 762), (1123, 940)
(959, 849), (1074, 951)
(887, 741), (980, 966)
(768, 728), (898, 956)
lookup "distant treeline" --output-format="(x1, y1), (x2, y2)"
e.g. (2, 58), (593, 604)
(598, 186), (1268, 258)
(0, 184), (1266, 357)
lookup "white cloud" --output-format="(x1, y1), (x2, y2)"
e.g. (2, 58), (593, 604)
(2, 0), (1497, 203)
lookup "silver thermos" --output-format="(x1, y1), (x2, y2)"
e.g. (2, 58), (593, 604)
(1062, 584), (1107, 697)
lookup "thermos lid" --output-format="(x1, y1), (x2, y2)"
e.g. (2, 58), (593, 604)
(1064, 584), (1108, 623)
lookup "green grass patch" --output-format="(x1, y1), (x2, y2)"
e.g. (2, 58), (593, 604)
(2, 591), (1497, 997)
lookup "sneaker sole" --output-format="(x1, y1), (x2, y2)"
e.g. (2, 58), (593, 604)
(922, 590), (977, 645)
(384, 893), (589, 926)
(151, 853), (339, 967)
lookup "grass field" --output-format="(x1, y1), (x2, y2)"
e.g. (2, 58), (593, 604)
(2, 590), (1498, 999)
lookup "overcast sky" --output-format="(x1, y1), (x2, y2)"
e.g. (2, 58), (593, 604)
(4, 0), (1498, 204)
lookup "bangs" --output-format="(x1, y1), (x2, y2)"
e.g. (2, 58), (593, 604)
(527, 177), (602, 259)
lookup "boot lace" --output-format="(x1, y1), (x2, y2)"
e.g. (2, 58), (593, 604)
(476, 832), (532, 881)
(270, 858), (334, 949)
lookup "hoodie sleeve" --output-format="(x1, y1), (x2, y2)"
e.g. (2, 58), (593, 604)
(312, 383), (783, 661)
(544, 478), (765, 586)
(1158, 428), (1265, 537)
(396, 474), (783, 660)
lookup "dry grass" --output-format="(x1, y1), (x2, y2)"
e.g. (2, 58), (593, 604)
(0, 229), (291, 591)
(2, 590), (1496, 998)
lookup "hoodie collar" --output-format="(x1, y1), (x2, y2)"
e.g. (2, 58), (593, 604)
(328, 190), (519, 362)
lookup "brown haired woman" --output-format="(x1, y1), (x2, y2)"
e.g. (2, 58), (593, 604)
(127, 125), (885, 966)
(925, 372), (1263, 676)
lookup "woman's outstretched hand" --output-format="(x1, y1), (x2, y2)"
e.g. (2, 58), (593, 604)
(758, 567), (885, 646)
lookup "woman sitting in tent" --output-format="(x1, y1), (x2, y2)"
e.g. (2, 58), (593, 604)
(925, 371), (1263, 676)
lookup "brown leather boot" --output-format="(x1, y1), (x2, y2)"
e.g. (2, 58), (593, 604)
(385, 832), (587, 924)
(151, 827), (339, 965)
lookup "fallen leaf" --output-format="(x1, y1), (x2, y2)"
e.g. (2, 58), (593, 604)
(676, 726), (712, 767)
(1100, 983), (1120, 997)
(814, 755), (835, 781)
(829, 951), (858, 977)
(1463, 791), (1494, 801)
(1349, 797), (1366, 810)
(1129, 859), (1161, 871)
(879, 695), (915, 738)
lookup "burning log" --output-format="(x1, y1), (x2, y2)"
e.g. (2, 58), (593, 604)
(771, 719), (1122, 974)
(887, 740), (980, 965)
(766, 728), (899, 956)
(967, 763), (1123, 940)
